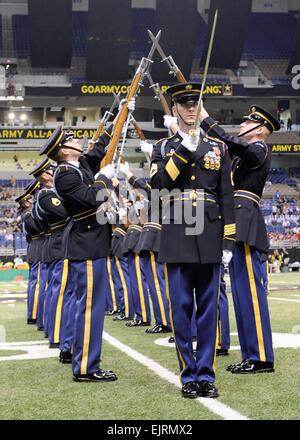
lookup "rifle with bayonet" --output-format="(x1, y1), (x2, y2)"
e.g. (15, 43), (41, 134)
(87, 92), (121, 152)
(147, 30), (186, 83)
(101, 30), (162, 168)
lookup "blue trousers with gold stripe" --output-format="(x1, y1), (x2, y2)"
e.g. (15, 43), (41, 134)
(165, 262), (220, 384)
(59, 273), (75, 354)
(27, 261), (39, 321)
(43, 260), (57, 337)
(229, 243), (274, 363)
(106, 256), (120, 313)
(127, 252), (151, 323)
(140, 251), (171, 328)
(111, 256), (134, 319)
(217, 264), (230, 350)
(36, 262), (50, 329)
(70, 258), (110, 375)
(47, 259), (69, 345)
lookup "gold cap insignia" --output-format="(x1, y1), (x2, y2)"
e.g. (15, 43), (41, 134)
(251, 107), (256, 113)
(185, 84), (193, 90)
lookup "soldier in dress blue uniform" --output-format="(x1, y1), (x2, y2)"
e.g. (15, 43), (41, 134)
(29, 159), (54, 333)
(16, 180), (41, 324)
(150, 82), (235, 399)
(29, 158), (70, 351)
(39, 117), (122, 382)
(120, 161), (172, 334)
(199, 103), (279, 374)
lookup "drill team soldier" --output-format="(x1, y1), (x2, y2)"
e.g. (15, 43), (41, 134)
(16, 180), (41, 324)
(199, 103), (279, 374)
(150, 83), (235, 398)
(39, 123), (118, 382)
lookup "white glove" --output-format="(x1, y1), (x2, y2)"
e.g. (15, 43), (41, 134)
(98, 164), (115, 180)
(118, 208), (127, 218)
(163, 115), (177, 130)
(181, 129), (200, 152)
(140, 140), (153, 155)
(119, 161), (130, 174)
(118, 97), (135, 113)
(222, 250), (233, 265)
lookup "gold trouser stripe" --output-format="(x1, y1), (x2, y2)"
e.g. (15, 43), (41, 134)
(244, 243), (266, 362)
(32, 262), (40, 319)
(115, 257), (129, 317)
(107, 256), (117, 311)
(150, 251), (167, 327)
(135, 254), (147, 322)
(213, 268), (222, 372)
(53, 259), (68, 343)
(164, 263), (186, 384)
(165, 157), (180, 181)
(81, 260), (93, 375)
(266, 261), (270, 295)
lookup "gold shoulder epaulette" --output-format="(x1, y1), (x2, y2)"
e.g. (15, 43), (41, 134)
(154, 134), (174, 146)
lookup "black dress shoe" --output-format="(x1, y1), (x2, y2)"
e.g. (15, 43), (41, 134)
(27, 318), (36, 324)
(226, 359), (247, 372)
(49, 342), (60, 349)
(105, 310), (119, 316)
(59, 350), (72, 364)
(181, 381), (200, 399)
(197, 380), (219, 398)
(145, 323), (172, 334)
(113, 315), (132, 321)
(37, 326), (44, 331)
(168, 336), (175, 343)
(230, 359), (274, 374)
(216, 348), (229, 356)
(73, 368), (118, 382)
(125, 320), (151, 327)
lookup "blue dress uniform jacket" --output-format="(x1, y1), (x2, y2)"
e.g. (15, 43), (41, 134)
(53, 129), (114, 261)
(21, 210), (43, 264)
(128, 176), (162, 255)
(201, 116), (270, 256)
(150, 133), (236, 263)
(35, 185), (69, 260)
(31, 200), (51, 263)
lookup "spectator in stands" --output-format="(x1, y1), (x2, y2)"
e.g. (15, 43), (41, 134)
(274, 190), (281, 201)
(287, 118), (292, 131)
(10, 175), (16, 187)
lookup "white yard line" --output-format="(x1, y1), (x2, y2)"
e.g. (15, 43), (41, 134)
(269, 297), (300, 303)
(103, 331), (249, 421)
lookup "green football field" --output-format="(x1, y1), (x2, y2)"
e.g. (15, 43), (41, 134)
(0, 272), (299, 421)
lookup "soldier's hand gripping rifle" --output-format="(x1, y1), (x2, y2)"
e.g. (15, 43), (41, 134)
(109, 92), (151, 165)
(87, 92), (121, 152)
(100, 30), (162, 168)
(147, 29), (186, 83)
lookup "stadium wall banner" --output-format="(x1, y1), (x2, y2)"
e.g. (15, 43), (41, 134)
(25, 83), (300, 97)
(0, 128), (300, 152)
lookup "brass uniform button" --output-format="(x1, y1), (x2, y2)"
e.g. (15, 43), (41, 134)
(191, 175), (195, 181)
(191, 163), (196, 167)
(192, 202), (197, 207)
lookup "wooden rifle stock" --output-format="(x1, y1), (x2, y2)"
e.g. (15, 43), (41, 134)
(102, 75), (141, 167)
